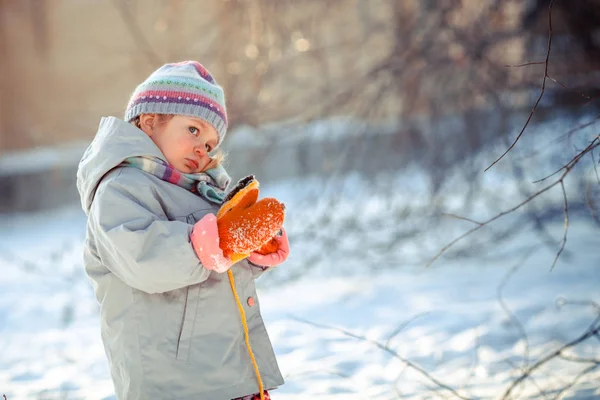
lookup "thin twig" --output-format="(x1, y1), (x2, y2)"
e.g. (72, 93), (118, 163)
(585, 179), (600, 226)
(551, 180), (568, 270)
(532, 166), (566, 185)
(547, 75), (593, 100)
(533, 138), (599, 184)
(502, 358), (551, 400)
(558, 354), (600, 364)
(486, 0), (555, 172)
(552, 363), (600, 400)
(551, 114), (600, 143)
(427, 135), (598, 268)
(559, 299), (600, 312)
(441, 213), (484, 226)
(504, 61), (546, 67)
(502, 315), (600, 399)
(592, 149), (600, 183)
(385, 312), (433, 348)
(586, 150), (600, 226)
(459, 328), (483, 396)
(497, 249), (538, 370)
(429, 136), (600, 268)
(427, 178), (557, 268)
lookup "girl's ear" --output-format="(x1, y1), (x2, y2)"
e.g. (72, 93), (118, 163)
(139, 113), (156, 136)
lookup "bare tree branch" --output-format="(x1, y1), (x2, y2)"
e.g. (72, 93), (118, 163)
(290, 316), (473, 400)
(497, 249), (538, 370)
(486, 0), (555, 172)
(552, 114), (600, 143)
(553, 363), (600, 400)
(534, 136), (599, 184)
(502, 313), (600, 399)
(428, 135), (599, 268)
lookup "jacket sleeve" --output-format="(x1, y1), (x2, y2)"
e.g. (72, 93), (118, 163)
(89, 175), (211, 294)
(244, 259), (270, 279)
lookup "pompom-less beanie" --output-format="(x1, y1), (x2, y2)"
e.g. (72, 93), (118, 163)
(124, 61), (228, 145)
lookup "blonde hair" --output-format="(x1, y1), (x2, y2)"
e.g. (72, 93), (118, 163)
(131, 114), (225, 171)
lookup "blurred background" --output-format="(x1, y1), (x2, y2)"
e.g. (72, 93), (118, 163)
(2, 0), (600, 209)
(1, 0), (600, 399)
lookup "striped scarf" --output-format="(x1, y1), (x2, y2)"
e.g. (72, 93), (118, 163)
(121, 156), (230, 204)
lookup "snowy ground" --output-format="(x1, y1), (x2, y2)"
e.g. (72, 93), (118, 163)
(1, 163), (599, 399)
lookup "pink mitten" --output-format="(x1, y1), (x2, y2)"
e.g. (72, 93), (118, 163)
(190, 213), (233, 273)
(247, 228), (290, 267)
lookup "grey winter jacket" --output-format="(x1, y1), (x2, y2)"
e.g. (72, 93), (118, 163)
(76, 117), (284, 400)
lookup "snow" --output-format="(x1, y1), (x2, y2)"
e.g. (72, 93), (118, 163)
(2, 127), (600, 399)
(0, 142), (89, 177)
(1, 207), (598, 399)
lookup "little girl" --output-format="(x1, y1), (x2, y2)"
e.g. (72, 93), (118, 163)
(77, 61), (289, 400)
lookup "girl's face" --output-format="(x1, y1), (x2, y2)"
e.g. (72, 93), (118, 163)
(139, 114), (219, 174)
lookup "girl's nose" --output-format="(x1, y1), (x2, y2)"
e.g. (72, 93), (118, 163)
(195, 144), (207, 157)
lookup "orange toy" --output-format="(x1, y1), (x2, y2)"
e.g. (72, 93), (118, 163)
(255, 237), (280, 255)
(217, 175), (285, 400)
(217, 175), (285, 264)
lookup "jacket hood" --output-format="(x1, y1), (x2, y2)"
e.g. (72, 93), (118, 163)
(77, 116), (164, 215)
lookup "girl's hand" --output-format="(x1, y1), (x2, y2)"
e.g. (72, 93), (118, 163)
(190, 213), (233, 273)
(247, 228), (289, 267)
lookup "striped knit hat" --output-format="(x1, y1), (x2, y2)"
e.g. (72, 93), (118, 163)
(124, 61), (228, 145)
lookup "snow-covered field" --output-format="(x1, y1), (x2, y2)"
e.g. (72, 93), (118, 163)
(2, 110), (600, 399)
(1, 162), (599, 400)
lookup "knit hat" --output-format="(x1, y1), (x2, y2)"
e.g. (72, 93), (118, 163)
(124, 61), (228, 145)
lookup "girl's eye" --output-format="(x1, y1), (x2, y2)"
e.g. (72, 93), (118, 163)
(205, 143), (212, 152)
(189, 126), (199, 136)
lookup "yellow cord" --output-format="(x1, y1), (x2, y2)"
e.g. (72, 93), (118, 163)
(227, 269), (265, 400)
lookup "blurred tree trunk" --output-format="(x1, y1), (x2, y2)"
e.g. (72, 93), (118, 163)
(0, 0), (26, 151)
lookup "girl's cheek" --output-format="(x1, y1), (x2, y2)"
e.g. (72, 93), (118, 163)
(181, 134), (195, 151)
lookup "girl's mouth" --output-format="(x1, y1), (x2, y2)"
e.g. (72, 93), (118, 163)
(186, 159), (199, 170)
